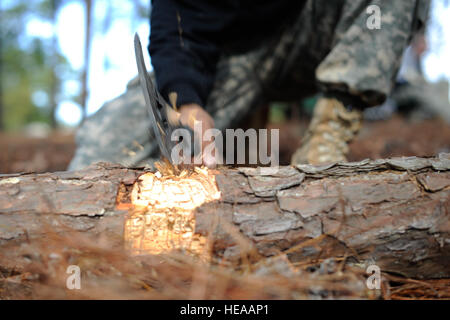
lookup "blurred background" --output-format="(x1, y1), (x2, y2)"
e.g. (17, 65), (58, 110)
(1, 0), (449, 173)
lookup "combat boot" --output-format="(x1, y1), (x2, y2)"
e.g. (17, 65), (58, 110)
(291, 97), (362, 165)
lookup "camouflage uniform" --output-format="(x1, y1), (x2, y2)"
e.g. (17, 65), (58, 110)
(69, 0), (429, 170)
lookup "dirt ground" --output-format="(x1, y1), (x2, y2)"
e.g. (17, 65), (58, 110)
(271, 115), (450, 165)
(348, 116), (450, 161)
(1, 115), (449, 174)
(0, 131), (75, 174)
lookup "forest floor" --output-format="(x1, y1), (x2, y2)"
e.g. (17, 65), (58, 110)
(0, 130), (75, 174)
(1, 115), (449, 174)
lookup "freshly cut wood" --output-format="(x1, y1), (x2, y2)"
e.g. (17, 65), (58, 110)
(0, 154), (449, 279)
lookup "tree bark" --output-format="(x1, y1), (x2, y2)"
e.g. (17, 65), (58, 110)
(0, 155), (449, 279)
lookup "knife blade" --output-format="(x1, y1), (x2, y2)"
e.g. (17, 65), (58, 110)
(134, 33), (197, 164)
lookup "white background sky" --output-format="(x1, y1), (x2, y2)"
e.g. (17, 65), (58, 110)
(21, 0), (450, 126)
(24, 0), (150, 126)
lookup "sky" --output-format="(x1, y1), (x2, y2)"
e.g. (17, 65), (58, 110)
(20, 0), (450, 126)
(422, 0), (450, 83)
(24, 0), (150, 126)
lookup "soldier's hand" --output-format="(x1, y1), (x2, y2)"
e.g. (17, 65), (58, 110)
(178, 103), (217, 168)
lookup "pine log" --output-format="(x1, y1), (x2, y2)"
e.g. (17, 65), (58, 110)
(0, 154), (449, 279)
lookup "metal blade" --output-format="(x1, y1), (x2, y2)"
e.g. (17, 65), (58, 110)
(134, 33), (172, 161)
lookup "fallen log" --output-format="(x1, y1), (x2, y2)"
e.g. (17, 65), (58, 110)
(0, 154), (449, 279)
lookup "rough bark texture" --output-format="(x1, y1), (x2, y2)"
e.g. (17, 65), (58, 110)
(0, 155), (449, 279)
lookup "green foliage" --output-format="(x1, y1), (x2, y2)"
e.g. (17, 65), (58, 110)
(1, 0), (150, 131)
(0, 0), (72, 131)
(269, 103), (288, 124)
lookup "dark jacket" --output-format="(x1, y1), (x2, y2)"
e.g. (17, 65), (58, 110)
(149, 0), (305, 108)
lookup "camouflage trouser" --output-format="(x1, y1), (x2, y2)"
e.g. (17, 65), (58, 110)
(69, 0), (429, 170)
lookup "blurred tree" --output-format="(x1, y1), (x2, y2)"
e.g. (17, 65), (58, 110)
(0, 0), (76, 131)
(0, 0), (150, 131)
(81, 0), (92, 122)
(49, 0), (61, 128)
(98, 0), (149, 76)
(0, 8), (3, 131)
(80, 0), (149, 121)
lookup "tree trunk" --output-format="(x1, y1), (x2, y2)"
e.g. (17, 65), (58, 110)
(49, 0), (59, 129)
(0, 154), (449, 279)
(0, 31), (3, 131)
(80, 0), (92, 122)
